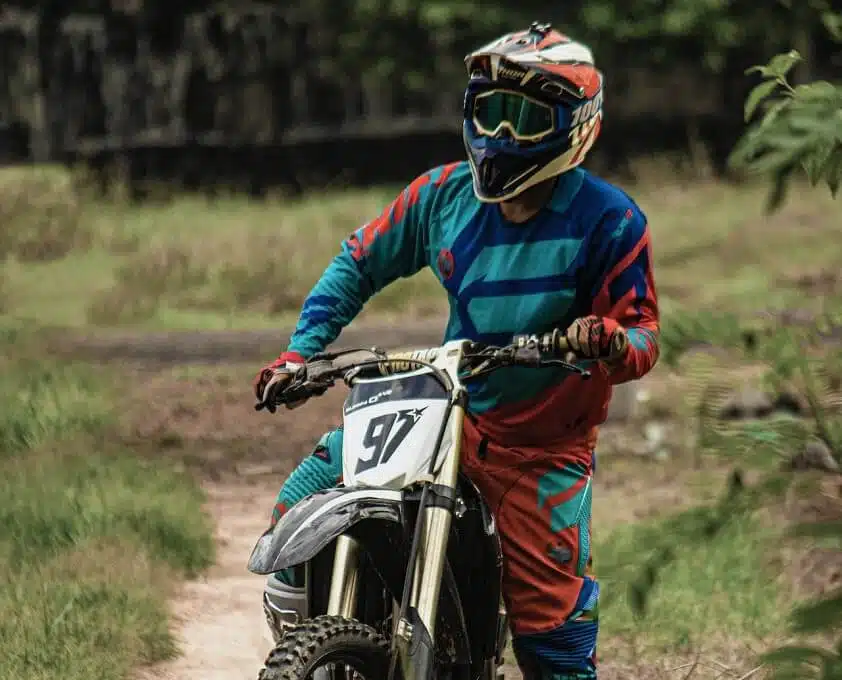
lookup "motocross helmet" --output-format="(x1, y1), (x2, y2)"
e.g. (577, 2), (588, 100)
(463, 22), (604, 203)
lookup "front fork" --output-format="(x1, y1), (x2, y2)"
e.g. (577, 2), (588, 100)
(326, 533), (361, 618)
(325, 402), (467, 680)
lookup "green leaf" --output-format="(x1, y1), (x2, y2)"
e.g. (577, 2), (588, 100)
(745, 79), (781, 122)
(766, 168), (792, 213)
(759, 98), (793, 130)
(793, 80), (839, 100)
(767, 49), (803, 78)
(751, 146), (805, 174)
(762, 644), (835, 680)
(747, 50), (802, 80)
(821, 10), (842, 41)
(801, 139), (833, 183)
(824, 142), (842, 196)
(789, 588), (842, 634)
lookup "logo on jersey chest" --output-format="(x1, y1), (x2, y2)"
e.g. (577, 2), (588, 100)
(437, 248), (455, 280)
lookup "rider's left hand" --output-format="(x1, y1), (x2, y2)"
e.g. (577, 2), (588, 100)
(565, 315), (629, 362)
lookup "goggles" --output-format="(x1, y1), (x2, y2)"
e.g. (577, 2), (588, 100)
(472, 89), (556, 142)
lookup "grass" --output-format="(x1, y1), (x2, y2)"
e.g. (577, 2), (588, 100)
(597, 508), (786, 657)
(0, 327), (214, 680)
(0, 360), (109, 454)
(0, 166), (441, 329)
(0, 164), (838, 331)
(649, 181), (842, 318)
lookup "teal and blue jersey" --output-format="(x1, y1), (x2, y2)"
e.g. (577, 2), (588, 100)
(286, 161), (659, 448)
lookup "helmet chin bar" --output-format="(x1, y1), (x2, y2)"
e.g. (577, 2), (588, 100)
(466, 140), (582, 204)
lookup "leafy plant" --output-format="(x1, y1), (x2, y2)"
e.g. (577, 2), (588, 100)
(728, 49), (842, 211)
(621, 33), (841, 675)
(727, 32), (842, 680)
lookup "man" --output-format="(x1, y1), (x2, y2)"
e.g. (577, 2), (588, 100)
(253, 22), (660, 680)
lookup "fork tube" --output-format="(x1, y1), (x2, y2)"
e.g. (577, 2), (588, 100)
(326, 535), (360, 618)
(412, 401), (466, 640)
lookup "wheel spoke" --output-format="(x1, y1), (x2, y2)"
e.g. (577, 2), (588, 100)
(309, 661), (367, 680)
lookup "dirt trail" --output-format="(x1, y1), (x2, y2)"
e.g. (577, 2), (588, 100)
(137, 480), (279, 680)
(56, 321), (446, 364)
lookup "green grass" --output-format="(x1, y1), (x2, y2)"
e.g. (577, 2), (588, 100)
(0, 358), (110, 455)
(597, 508), (786, 656)
(1, 165), (838, 331)
(649, 181), (842, 317)
(0, 330), (214, 680)
(0, 453), (214, 680)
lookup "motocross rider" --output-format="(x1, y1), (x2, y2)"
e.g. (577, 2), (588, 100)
(253, 23), (660, 680)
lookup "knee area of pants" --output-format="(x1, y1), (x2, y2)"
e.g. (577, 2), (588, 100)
(276, 429), (344, 508)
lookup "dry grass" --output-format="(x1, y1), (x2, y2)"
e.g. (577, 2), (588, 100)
(0, 267), (9, 315)
(0, 163), (838, 330)
(1, 174), (445, 328)
(0, 165), (91, 262)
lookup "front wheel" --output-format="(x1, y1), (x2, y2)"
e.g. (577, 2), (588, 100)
(258, 615), (390, 680)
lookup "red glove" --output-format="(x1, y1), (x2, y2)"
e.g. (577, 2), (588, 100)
(253, 351), (305, 407)
(565, 316), (629, 361)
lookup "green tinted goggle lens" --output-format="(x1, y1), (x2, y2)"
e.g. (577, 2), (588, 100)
(473, 90), (555, 140)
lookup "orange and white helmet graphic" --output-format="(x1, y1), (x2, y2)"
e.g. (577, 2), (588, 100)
(462, 23), (604, 202)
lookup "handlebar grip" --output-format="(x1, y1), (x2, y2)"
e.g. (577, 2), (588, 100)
(513, 329), (569, 356)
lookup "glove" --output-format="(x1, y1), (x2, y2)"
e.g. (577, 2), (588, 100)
(565, 316), (629, 362)
(253, 351), (306, 411)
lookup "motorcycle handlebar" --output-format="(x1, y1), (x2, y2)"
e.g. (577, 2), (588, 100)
(255, 329), (582, 412)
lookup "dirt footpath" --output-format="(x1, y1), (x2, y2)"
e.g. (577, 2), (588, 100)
(136, 481), (278, 680)
(57, 322), (447, 365)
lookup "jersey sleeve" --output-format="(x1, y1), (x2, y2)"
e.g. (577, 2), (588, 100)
(286, 163), (459, 357)
(588, 204), (660, 384)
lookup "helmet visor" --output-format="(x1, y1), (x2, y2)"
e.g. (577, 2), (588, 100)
(473, 89), (555, 142)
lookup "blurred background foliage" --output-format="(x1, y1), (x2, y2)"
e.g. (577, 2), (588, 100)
(1, 1), (840, 192)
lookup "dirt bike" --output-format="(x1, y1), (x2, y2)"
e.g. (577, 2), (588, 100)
(248, 331), (590, 680)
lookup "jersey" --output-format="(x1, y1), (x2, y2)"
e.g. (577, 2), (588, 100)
(285, 161), (659, 450)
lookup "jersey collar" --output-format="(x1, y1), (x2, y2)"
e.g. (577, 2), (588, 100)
(547, 167), (585, 214)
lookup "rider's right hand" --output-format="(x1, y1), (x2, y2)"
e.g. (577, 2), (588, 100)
(253, 351), (306, 411)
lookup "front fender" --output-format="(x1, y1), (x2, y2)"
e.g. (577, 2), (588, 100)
(248, 486), (404, 575)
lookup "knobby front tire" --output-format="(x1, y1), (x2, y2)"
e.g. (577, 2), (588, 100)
(258, 615), (390, 680)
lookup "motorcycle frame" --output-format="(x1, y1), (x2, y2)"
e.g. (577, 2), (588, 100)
(249, 340), (509, 680)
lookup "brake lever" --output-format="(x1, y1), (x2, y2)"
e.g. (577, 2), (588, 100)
(536, 357), (592, 378)
(510, 345), (592, 378)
